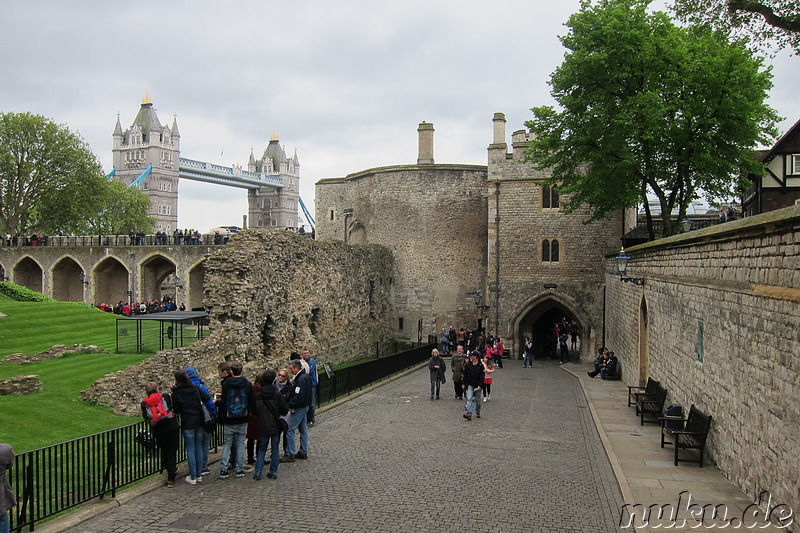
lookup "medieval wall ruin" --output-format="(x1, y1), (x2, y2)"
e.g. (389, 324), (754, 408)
(81, 229), (395, 415)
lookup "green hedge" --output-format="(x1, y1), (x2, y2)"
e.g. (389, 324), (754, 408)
(0, 282), (54, 302)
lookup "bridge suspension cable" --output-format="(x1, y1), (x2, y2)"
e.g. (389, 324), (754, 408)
(299, 196), (315, 228)
(128, 164), (152, 188)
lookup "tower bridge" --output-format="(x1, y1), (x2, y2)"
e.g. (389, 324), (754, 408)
(112, 94), (304, 232)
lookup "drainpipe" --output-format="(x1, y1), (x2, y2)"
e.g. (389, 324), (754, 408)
(494, 181), (500, 337)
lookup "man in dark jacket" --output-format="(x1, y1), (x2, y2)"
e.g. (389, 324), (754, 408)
(462, 351), (485, 421)
(219, 361), (252, 479)
(253, 370), (289, 480)
(282, 360), (312, 462)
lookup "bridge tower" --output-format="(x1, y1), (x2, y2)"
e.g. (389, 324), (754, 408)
(247, 136), (301, 230)
(112, 94), (180, 233)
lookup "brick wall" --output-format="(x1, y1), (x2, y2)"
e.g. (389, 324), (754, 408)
(605, 204), (800, 515)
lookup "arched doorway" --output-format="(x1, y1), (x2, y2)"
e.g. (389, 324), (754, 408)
(188, 260), (205, 311)
(349, 221), (367, 245)
(514, 293), (591, 362)
(94, 256), (130, 306)
(13, 256), (43, 294)
(52, 256), (86, 302)
(140, 254), (176, 303)
(638, 296), (649, 386)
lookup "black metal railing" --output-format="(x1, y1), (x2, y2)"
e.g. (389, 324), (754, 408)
(9, 341), (434, 531)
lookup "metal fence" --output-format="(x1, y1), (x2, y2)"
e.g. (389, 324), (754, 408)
(9, 341), (434, 532)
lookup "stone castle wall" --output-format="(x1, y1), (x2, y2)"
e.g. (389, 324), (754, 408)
(316, 164), (489, 340)
(605, 204), (800, 516)
(82, 230), (395, 415)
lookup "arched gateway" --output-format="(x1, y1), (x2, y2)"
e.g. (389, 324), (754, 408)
(512, 292), (593, 362)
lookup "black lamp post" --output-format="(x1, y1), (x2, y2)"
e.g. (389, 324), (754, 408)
(0, 266), (7, 281)
(616, 248), (645, 286)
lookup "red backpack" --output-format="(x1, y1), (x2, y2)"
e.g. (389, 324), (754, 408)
(146, 394), (174, 426)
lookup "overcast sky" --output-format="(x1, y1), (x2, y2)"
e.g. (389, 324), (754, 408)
(2, 1), (797, 233)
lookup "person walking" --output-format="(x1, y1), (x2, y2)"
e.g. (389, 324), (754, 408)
(451, 345), (466, 400)
(462, 351), (485, 421)
(140, 383), (180, 487)
(428, 348), (446, 400)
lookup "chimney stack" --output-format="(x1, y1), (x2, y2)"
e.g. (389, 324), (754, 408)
(492, 113), (506, 145)
(417, 122), (434, 164)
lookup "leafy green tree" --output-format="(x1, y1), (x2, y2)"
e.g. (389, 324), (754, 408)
(85, 179), (154, 235)
(525, 0), (779, 238)
(671, 0), (800, 54)
(0, 112), (106, 236)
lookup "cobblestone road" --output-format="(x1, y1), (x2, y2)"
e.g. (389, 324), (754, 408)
(64, 362), (625, 533)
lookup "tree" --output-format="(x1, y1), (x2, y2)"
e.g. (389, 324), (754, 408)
(0, 112), (106, 235)
(671, 0), (800, 54)
(524, 0), (779, 238)
(85, 179), (154, 235)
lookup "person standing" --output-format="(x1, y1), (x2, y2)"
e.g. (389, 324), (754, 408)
(171, 370), (211, 485)
(274, 368), (293, 455)
(559, 332), (569, 364)
(440, 328), (450, 354)
(301, 348), (318, 427)
(523, 337), (533, 367)
(185, 367), (217, 477)
(141, 383), (180, 487)
(218, 361), (252, 479)
(0, 443), (16, 533)
(253, 370), (289, 480)
(282, 360), (312, 462)
(428, 348), (446, 400)
(451, 345), (466, 400)
(462, 352), (485, 421)
(482, 358), (495, 402)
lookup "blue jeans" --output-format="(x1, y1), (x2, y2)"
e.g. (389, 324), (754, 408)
(307, 386), (316, 424)
(182, 427), (205, 479)
(1, 512), (10, 533)
(255, 433), (281, 477)
(221, 423), (247, 473)
(200, 428), (212, 472)
(287, 406), (309, 456)
(465, 385), (482, 415)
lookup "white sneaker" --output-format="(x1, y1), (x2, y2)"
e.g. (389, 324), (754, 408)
(483, 398), (487, 402)
(184, 475), (196, 485)
(196, 476), (203, 483)
(487, 396), (491, 401)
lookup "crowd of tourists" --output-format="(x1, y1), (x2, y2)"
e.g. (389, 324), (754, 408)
(96, 297), (185, 315)
(140, 349), (318, 486)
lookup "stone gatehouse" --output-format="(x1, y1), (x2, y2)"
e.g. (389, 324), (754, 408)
(316, 114), (632, 359)
(604, 203), (800, 518)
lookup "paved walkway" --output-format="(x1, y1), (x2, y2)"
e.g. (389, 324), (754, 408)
(54, 362), (625, 533)
(44, 358), (789, 533)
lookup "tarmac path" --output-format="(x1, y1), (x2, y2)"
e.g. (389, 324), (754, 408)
(62, 361), (626, 533)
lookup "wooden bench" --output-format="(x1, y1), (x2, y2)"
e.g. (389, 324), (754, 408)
(660, 404), (712, 467)
(627, 377), (660, 409)
(636, 382), (666, 425)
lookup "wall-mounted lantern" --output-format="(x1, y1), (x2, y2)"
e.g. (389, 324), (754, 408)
(616, 248), (645, 286)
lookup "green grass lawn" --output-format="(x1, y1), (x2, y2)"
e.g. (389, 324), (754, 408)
(0, 295), (151, 452)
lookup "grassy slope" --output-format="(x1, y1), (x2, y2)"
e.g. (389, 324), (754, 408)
(0, 296), (151, 452)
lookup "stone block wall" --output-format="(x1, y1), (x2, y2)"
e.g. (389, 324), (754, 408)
(605, 204), (800, 516)
(82, 230), (395, 415)
(316, 164), (488, 340)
